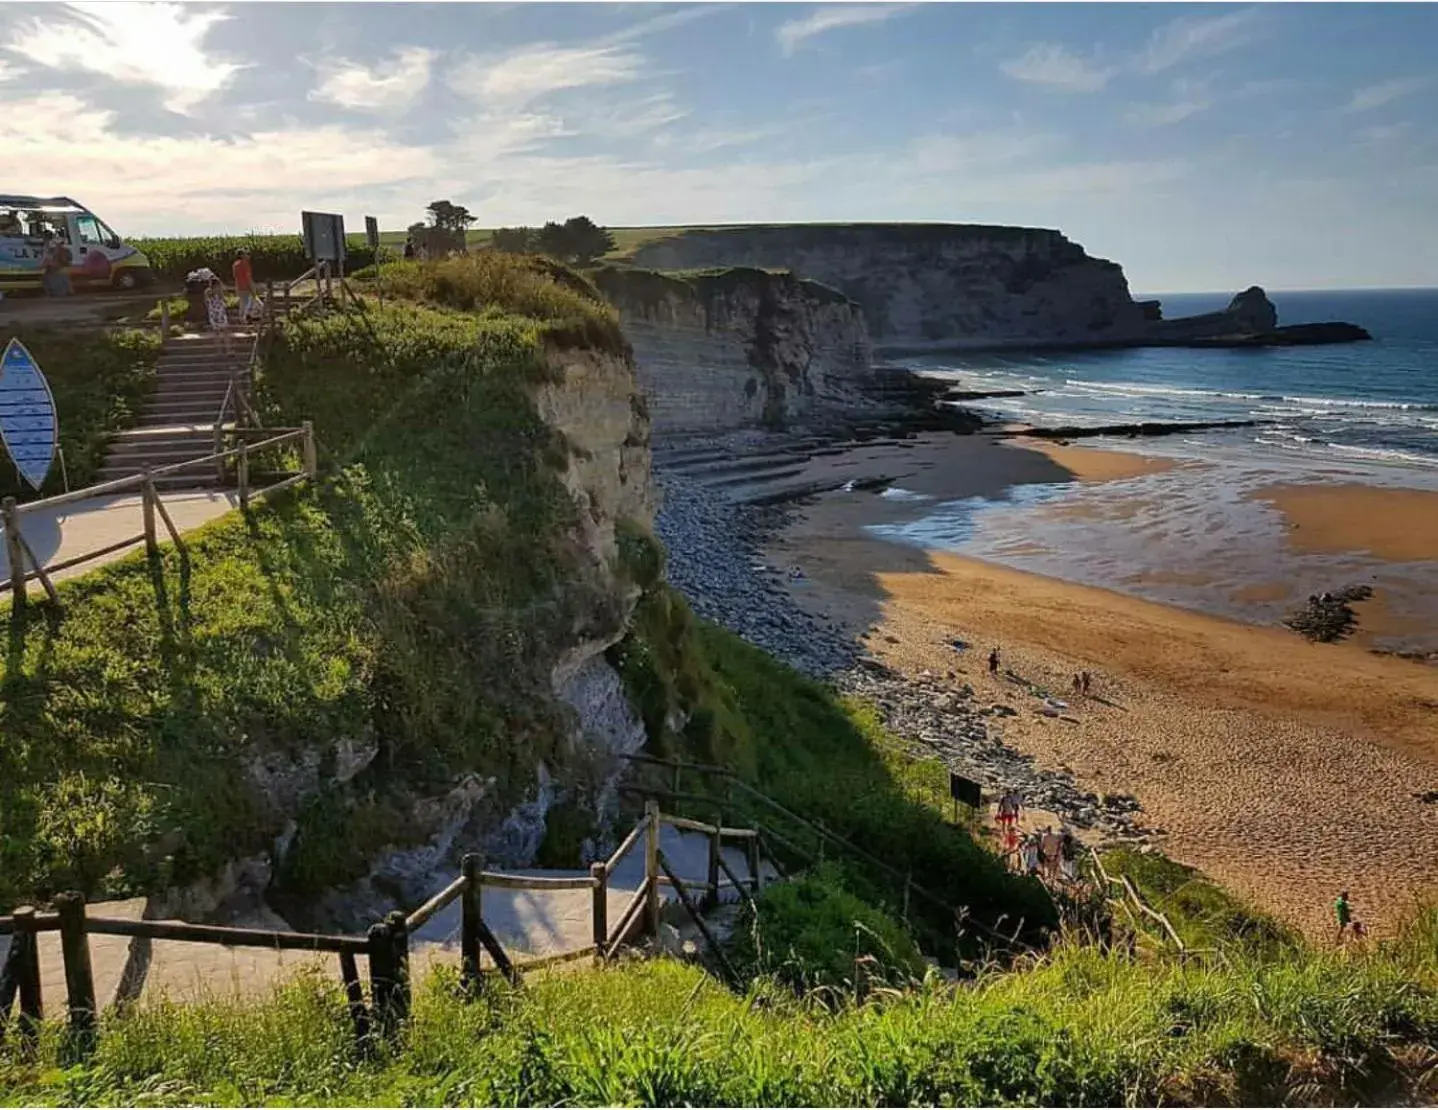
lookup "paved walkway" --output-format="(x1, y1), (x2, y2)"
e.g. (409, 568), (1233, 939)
(2, 489), (239, 590)
(1, 825), (773, 1010)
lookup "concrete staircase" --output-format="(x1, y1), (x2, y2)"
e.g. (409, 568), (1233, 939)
(95, 332), (254, 490)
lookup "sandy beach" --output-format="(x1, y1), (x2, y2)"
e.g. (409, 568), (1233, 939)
(763, 434), (1438, 940)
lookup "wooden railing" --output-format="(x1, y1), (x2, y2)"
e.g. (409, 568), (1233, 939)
(617, 753), (1030, 952)
(0, 802), (759, 1054)
(0, 424), (317, 609)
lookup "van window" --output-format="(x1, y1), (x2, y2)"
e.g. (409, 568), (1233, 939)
(76, 215), (105, 245)
(96, 219), (122, 248)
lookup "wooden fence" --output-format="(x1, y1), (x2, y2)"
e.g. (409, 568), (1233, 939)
(617, 753), (1030, 952)
(0, 803), (759, 1054)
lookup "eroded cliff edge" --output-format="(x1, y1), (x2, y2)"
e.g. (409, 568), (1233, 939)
(629, 225), (1370, 351)
(590, 264), (875, 433)
(630, 224), (1149, 350)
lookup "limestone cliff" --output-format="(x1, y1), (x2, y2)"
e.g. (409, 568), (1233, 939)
(629, 224), (1150, 350)
(591, 264), (873, 434)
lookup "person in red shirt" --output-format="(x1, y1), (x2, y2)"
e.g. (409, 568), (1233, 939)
(232, 249), (255, 321)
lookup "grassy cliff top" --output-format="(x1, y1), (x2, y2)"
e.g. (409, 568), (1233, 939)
(588, 261), (857, 311)
(0, 255), (632, 908)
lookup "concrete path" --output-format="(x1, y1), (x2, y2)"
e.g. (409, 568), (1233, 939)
(2, 489), (239, 590)
(1, 825), (775, 1011)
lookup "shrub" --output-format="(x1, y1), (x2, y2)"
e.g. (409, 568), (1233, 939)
(730, 863), (927, 997)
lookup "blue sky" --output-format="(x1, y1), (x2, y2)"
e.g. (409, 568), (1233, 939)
(2, 1), (1435, 291)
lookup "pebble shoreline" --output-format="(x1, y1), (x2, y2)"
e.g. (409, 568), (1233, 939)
(655, 469), (1151, 843)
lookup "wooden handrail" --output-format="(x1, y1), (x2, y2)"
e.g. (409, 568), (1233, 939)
(404, 875), (468, 932)
(480, 872), (596, 892)
(84, 917), (368, 954)
(604, 819), (646, 872)
(605, 878), (652, 958)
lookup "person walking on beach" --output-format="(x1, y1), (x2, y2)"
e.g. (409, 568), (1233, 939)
(1072, 674), (1082, 697)
(1020, 832), (1040, 875)
(1059, 828), (1079, 883)
(988, 647), (1001, 677)
(1334, 890), (1353, 944)
(1081, 671), (1092, 696)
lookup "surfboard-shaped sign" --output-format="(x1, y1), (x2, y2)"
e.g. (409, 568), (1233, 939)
(0, 337), (58, 491)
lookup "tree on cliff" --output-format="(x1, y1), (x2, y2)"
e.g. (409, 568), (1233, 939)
(425, 200), (476, 233)
(534, 216), (616, 266)
(491, 226), (534, 254)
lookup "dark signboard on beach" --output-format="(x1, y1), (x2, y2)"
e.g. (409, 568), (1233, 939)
(949, 772), (982, 809)
(0, 337), (58, 490)
(365, 215), (380, 252)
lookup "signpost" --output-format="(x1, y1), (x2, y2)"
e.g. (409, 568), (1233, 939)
(0, 338), (58, 491)
(949, 771), (982, 823)
(365, 216), (383, 308)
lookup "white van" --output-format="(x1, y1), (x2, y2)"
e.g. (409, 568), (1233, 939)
(0, 194), (154, 292)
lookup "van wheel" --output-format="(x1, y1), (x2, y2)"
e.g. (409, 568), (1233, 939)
(112, 269), (139, 291)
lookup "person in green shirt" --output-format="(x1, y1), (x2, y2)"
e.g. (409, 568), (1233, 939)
(1334, 890), (1352, 943)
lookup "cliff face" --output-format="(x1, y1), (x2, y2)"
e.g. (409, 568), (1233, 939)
(591, 265), (873, 433)
(629, 225), (1150, 350)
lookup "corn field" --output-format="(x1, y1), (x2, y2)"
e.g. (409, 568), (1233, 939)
(131, 234), (380, 283)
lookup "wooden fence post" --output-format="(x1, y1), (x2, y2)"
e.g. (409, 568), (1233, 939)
(54, 892), (96, 1046)
(12, 907), (41, 1050)
(385, 910), (410, 1027)
(816, 819), (826, 864)
(3, 497), (26, 609)
(746, 835), (763, 894)
(590, 861), (608, 960)
(671, 761), (682, 796)
(902, 872), (912, 926)
(141, 471), (158, 553)
(237, 442), (250, 510)
(367, 921), (395, 1039)
(460, 854), (482, 996)
(302, 420), (317, 480)
(264, 280), (275, 326)
(644, 800), (661, 940)
(704, 818), (721, 912)
(338, 950), (370, 1050)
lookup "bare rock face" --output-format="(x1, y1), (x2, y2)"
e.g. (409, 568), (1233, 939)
(1226, 286), (1279, 333)
(592, 265), (873, 433)
(629, 225), (1150, 350)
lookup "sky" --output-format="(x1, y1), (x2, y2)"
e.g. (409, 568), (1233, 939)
(2, 1), (1435, 292)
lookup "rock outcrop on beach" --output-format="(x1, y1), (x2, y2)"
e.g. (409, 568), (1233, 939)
(591, 264), (874, 433)
(1143, 285), (1372, 346)
(629, 227), (1371, 351)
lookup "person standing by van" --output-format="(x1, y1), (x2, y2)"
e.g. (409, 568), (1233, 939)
(232, 248), (256, 322)
(40, 230), (72, 296)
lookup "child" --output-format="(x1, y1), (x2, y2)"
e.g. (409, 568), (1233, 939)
(204, 276), (232, 356)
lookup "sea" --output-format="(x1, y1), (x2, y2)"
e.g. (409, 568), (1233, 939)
(869, 288), (1438, 651)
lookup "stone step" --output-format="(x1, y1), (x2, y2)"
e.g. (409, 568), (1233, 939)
(665, 452), (810, 480)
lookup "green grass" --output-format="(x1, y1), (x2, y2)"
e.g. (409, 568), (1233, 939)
(0, 326), (160, 499)
(607, 572), (1055, 958)
(3, 916), (1437, 1105)
(0, 256), (632, 908)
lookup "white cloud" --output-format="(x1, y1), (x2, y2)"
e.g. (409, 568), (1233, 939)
(310, 47), (436, 114)
(1126, 98), (1208, 128)
(448, 42), (645, 106)
(1137, 8), (1259, 75)
(5, 2), (239, 113)
(1, 93), (436, 233)
(1001, 44), (1116, 93)
(1357, 121), (1411, 144)
(0, 59), (24, 82)
(1344, 76), (1431, 114)
(1126, 77), (1213, 127)
(775, 4), (914, 56)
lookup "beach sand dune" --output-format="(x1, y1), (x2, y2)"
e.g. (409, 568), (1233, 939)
(766, 440), (1438, 940)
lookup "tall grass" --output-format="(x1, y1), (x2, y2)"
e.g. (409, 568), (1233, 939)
(3, 921), (1436, 1105)
(132, 234), (377, 284)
